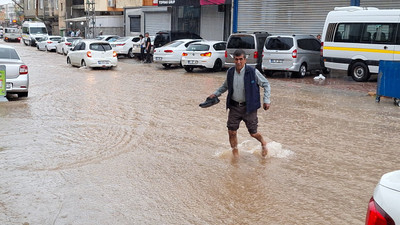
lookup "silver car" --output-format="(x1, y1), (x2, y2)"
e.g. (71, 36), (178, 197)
(0, 44), (29, 98)
(262, 35), (323, 77)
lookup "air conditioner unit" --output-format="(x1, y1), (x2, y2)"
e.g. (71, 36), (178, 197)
(108, 0), (116, 7)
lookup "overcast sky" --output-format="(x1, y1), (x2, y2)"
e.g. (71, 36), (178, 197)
(0, 0), (13, 5)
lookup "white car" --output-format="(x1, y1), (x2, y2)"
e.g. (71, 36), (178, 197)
(132, 36), (155, 57)
(56, 37), (82, 55)
(366, 170), (400, 225)
(0, 44), (29, 98)
(95, 35), (120, 42)
(36, 36), (62, 51)
(153, 39), (202, 68)
(181, 41), (226, 72)
(111, 36), (141, 58)
(66, 40), (118, 69)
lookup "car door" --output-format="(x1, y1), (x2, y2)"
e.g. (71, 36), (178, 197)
(69, 42), (82, 65)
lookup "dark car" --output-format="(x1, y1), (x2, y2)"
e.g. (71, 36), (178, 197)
(154, 31), (202, 48)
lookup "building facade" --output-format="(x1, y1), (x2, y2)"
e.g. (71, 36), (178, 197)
(23, 0), (59, 34)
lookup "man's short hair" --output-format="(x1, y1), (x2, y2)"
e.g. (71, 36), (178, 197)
(234, 49), (246, 58)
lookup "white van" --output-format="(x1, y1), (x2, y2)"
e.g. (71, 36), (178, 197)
(21, 21), (48, 47)
(321, 7), (400, 82)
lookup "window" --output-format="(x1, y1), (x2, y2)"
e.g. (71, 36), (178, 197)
(22, 27), (28, 34)
(0, 48), (20, 60)
(40, 0), (43, 9)
(79, 43), (86, 50)
(265, 37), (293, 50)
(132, 37), (140, 42)
(129, 16), (141, 33)
(187, 44), (210, 51)
(30, 27), (47, 34)
(213, 43), (226, 51)
(335, 23), (363, 43)
(90, 43), (112, 51)
(325, 23), (337, 42)
(27, 0), (31, 10)
(164, 40), (183, 47)
(227, 35), (255, 49)
(363, 23), (396, 44)
(297, 39), (321, 51)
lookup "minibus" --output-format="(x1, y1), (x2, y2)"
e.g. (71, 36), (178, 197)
(321, 7), (400, 82)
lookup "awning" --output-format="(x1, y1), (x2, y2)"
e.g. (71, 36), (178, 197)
(157, 0), (230, 6)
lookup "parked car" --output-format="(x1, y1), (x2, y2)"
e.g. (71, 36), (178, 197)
(132, 36), (155, 58)
(181, 41), (227, 72)
(153, 31), (202, 48)
(225, 32), (270, 71)
(95, 35), (120, 42)
(262, 34), (323, 77)
(21, 21), (48, 47)
(365, 170), (400, 225)
(111, 36), (141, 58)
(153, 39), (202, 68)
(0, 44), (29, 98)
(66, 40), (118, 69)
(56, 37), (82, 55)
(36, 36), (62, 52)
(3, 27), (21, 42)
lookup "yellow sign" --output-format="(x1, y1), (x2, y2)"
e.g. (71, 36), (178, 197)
(0, 68), (5, 97)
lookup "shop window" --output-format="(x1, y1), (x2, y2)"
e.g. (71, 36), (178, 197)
(130, 16), (141, 33)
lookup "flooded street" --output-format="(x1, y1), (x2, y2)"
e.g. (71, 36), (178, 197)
(1, 41), (399, 225)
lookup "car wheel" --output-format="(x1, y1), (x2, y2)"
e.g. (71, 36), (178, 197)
(298, 63), (307, 78)
(81, 60), (86, 67)
(213, 59), (223, 72)
(45, 46), (49, 52)
(63, 49), (66, 56)
(37, 45), (39, 50)
(24, 40), (28, 46)
(67, 57), (71, 65)
(184, 66), (194, 72)
(18, 92), (28, 98)
(350, 61), (370, 82)
(128, 48), (134, 58)
(162, 64), (171, 68)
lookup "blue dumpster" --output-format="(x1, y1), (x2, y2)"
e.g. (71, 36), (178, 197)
(376, 60), (400, 106)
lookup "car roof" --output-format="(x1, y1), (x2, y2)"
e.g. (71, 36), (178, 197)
(268, 34), (317, 39)
(80, 39), (110, 44)
(48, 35), (62, 38)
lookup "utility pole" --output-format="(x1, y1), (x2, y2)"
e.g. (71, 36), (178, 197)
(86, 0), (95, 38)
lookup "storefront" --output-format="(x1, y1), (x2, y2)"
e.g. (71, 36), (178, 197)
(235, 0), (400, 36)
(124, 7), (171, 36)
(158, 0), (231, 41)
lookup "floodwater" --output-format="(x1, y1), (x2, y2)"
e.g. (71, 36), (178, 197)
(0, 41), (399, 225)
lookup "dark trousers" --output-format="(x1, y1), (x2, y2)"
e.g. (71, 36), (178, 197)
(140, 47), (145, 61)
(145, 48), (152, 63)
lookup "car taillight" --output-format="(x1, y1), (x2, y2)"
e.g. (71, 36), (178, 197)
(18, 37), (21, 40)
(254, 51), (258, 59)
(225, 50), (227, 58)
(116, 44), (125, 46)
(113, 51), (117, 57)
(292, 49), (297, 58)
(200, 52), (212, 57)
(66, 42), (71, 46)
(87, 51), (92, 58)
(164, 50), (173, 53)
(47, 41), (52, 44)
(365, 197), (395, 225)
(182, 52), (188, 56)
(320, 42), (324, 57)
(19, 65), (28, 75)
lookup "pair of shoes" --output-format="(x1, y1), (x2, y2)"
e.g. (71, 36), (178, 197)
(199, 96), (220, 108)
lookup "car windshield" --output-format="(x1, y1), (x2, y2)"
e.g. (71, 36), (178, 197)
(227, 35), (255, 49)
(50, 37), (61, 41)
(164, 40), (183, 48)
(265, 37), (294, 50)
(187, 44), (210, 51)
(0, 48), (20, 60)
(90, 43), (112, 51)
(30, 27), (47, 34)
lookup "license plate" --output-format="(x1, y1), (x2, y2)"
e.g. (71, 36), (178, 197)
(98, 61), (110, 65)
(188, 60), (198, 64)
(155, 57), (162, 61)
(271, 59), (283, 63)
(6, 82), (12, 90)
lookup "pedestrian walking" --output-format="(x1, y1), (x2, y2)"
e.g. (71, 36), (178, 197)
(144, 32), (152, 63)
(139, 34), (145, 61)
(209, 49), (271, 158)
(70, 30), (75, 37)
(75, 29), (81, 37)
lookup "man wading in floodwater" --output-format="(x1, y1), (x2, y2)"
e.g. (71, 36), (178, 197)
(209, 49), (271, 157)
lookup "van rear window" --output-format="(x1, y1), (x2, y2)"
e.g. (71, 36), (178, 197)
(227, 36), (255, 49)
(265, 37), (293, 50)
